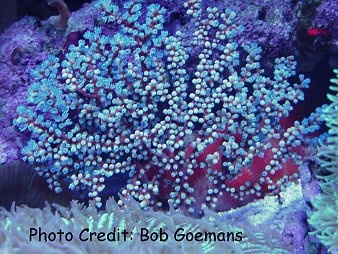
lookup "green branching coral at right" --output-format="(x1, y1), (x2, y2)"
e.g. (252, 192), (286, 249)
(308, 69), (338, 253)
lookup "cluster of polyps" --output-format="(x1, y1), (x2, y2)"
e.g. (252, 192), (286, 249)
(116, 0), (322, 216)
(15, 0), (322, 214)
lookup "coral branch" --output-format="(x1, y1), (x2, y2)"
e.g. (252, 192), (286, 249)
(14, 0), (324, 215)
(47, 0), (70, 29)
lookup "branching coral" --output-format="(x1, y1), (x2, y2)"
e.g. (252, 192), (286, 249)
(308, 69), (338, 253)
(47, 0), (70, 29)
(14, 0), (323, 215)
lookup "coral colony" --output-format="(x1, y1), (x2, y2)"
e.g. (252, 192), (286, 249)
(309, 70), (338, 253)
(14, 0), (322, 216)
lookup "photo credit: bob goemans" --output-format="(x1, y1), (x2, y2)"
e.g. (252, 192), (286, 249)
(29, 227), (243, 243)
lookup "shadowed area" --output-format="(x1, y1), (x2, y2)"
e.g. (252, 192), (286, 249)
(0, 161), (73, 210)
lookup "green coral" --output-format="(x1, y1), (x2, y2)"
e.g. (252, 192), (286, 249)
(308, 69), (338, 253)
(0, 196), (292, 253)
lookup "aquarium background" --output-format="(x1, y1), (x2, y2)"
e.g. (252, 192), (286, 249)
(0, 0), (337, 253)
